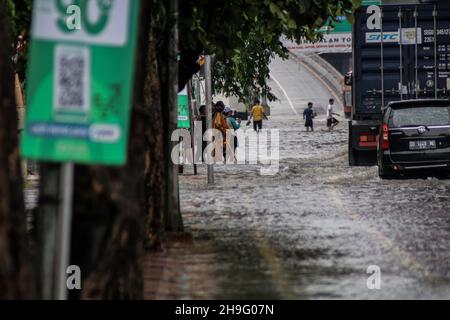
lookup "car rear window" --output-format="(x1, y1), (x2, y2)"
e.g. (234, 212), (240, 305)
(389, 106), (450, 127)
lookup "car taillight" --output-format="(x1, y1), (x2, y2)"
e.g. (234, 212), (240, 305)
(381, 123), (389, 150)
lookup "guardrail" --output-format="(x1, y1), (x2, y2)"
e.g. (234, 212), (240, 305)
(289, 52), (344, 106)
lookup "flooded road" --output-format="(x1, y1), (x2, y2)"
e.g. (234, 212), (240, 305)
(23, 55), (450, 300)
(176, 56), (450, 299)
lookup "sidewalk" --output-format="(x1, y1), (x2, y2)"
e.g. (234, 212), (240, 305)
(143, 232), (219, 300)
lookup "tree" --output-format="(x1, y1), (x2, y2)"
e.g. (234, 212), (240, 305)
(28, 0), (177, 299)
(68, 1), (153, 299)
(178, 0), (358, 101)
(0, 0), (36, 299)
(5, 0), (32, 80)
(68, 0), (182, 297)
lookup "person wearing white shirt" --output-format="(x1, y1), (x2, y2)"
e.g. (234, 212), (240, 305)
(326, 98), (340, 131)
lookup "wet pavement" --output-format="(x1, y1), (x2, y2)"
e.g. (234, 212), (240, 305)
(166, 56), (450, 300)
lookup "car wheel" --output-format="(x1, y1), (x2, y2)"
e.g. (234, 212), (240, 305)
(349, 147), (358, 166)
(378, 162), (395, 179)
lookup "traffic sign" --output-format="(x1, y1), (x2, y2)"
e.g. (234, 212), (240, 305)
(178, 87), (190, 129)
(21, 0), (140, 165)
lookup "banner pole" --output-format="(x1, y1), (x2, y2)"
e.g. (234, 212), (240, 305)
(54, 162), (74, 300)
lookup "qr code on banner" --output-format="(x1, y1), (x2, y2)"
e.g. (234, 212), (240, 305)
(54, 45), (90, 114)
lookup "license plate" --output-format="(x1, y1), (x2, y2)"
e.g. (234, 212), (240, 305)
(409, 140), (437, 150)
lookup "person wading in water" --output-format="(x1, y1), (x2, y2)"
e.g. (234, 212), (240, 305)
(303, 102), (316, 132)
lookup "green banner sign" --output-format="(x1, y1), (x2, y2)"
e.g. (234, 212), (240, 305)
(20, 0), (140, 165)
(319, 0), (382, 34)
(178, 87), (190, 129)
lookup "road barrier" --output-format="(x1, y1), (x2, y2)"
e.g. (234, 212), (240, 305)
(289, 52), (344, 107)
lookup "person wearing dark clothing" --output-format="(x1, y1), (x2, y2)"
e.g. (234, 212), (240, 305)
(303, 102), (316, 132)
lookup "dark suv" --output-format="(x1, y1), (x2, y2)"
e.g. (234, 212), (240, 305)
(377, 99), (450, 179)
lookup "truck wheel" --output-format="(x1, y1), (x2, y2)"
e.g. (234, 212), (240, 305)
(348, 121), (357, 166)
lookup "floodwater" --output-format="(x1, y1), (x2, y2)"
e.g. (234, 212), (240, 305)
(175, 57), (450, 300)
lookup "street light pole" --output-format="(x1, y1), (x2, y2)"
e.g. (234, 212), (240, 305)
(204, 55), (214, 184)
(187, 80), (198, 175)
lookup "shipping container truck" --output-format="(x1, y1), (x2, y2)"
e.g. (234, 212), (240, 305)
(348, 2), (450, 165)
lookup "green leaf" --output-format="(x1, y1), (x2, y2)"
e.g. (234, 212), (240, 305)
(287, 18), (297, 30)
